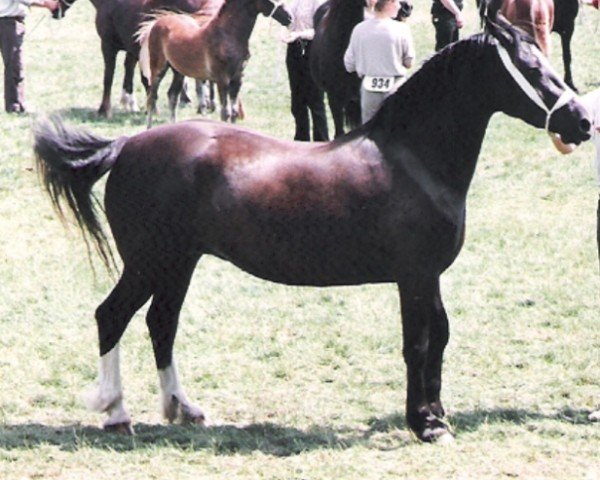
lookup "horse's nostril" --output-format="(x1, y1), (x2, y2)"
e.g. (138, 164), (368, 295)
(580, 118), (591, 133)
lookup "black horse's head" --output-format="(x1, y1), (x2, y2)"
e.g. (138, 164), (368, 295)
(396, 0), (413, 20)
(258, 0), (292, 26)
(485, 15), (590, 145)
(52, 0), (77, 19)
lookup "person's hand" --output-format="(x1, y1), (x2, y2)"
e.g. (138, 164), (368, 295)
(455, 11), (465, 28)
(42, 0), (59, 11)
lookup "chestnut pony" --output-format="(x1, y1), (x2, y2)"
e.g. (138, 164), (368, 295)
(35, 18), (590, 441)
(53, 0), (222, 117)
(137, 0), (292, 127)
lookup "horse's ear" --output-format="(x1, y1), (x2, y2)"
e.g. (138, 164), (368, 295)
(485, 13), (515, 50)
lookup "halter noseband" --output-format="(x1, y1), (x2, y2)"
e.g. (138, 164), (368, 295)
(494, 40), (576, 132)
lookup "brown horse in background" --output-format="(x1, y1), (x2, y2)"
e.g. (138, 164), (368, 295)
(500, 0), (554, 56)
(137, 0), (291, 127)
(479, 0), (580, 90)
(53, 0), (222, 117)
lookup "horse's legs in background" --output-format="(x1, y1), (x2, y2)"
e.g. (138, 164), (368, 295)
(85, 267), (153, 433)
(120, 51), (139, 113)
(98, 40), (118, 118)
(167, 70), (185, 123)
(327, 92), (346, 138)
(146, 254), (205, 425)
(229, 78), (243, 123)
(146, 65), (169, 129)
(559, 27), (577, 92)
(217, 82), (232, 122)
(196, 80), (215, 115)
(398, 278), (453, 443)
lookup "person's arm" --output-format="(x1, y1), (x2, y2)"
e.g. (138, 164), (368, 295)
(402, 28), (415, 70)
(440, 0), (465, 28)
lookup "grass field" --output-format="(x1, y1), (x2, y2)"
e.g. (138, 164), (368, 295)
(0, 1), (599, 479)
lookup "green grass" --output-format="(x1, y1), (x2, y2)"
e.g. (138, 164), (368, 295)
(1, 2), (599, 479)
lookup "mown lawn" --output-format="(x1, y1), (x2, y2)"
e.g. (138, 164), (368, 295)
(0, 2), (599, 478)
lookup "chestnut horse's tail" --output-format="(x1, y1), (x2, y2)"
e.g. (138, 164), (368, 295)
(136, 18), (156, 82)
(34, 116), (128, 272)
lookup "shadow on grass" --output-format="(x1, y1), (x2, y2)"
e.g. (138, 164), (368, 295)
(0, 407), (592, 456)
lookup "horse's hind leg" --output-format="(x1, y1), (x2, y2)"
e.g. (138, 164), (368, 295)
(146, 65), (169, 129)
(398, 277), (453, 443)
(229, 78), (243, 123)
(167, 70), (185, 123)
(146, 254), (205, 425)
(120, 51), (139, 113)
(85, 267), (153, 433)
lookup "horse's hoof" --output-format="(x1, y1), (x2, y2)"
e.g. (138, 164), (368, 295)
(104, 421), (135, 435)
(588, 410), (600, 422)
(182, 406), (207, 427)
(420, 425), (454, 443)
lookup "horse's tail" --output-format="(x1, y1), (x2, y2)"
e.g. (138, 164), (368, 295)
(34, 116), (128, 272)
(136, 18), (156, 81)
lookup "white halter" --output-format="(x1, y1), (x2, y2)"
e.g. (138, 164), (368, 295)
(494, 40), (576, 132)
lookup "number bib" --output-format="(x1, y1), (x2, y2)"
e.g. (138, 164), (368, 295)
(363, 75), (395, 93)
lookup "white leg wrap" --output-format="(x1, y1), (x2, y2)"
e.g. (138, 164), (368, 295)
(120, 90), (140, 112)
(83, 344), (131, 426)
(158, 361), (205, 424)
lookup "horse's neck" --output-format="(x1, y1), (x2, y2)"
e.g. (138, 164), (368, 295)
(326, 3), (364, 39)
(210, 1), (259, 44)
(373, 54), (494, 196)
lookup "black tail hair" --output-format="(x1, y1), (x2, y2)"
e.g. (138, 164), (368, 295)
(34, 115), (128, 273)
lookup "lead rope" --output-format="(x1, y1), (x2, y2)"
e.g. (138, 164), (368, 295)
(494, 40), (577, 132)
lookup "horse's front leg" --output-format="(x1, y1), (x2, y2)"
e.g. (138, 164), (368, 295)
(229, 78), (243, 123)
(120, 51), (139, 113)
(398, 278), (453, 443)
(217, 82), (232, 122)
(560, 28), (578, 92)
(98, 41), (117, 118)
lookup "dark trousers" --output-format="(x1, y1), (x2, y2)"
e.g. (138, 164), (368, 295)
(0, 17), (25, 113)
(286, 40), (329, 142)
(432, 13), (459, 51)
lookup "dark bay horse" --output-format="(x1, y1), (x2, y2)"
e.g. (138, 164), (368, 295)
(478, 0), (580, 90)
(35, 18), (590, 442)
(53, 0), (221, 117)
(310, 0), (413, 138)
(137, 0), (291, 127)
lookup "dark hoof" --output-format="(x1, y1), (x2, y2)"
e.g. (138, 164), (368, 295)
(104, 422), (135, 435)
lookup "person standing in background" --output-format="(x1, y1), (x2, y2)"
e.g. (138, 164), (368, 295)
(549, 88), (600, 422)
(344, 0), (414, 124)
(0, 0), (58, 113)
(431, 0), (464, 51)
(283, 0), (329, 141)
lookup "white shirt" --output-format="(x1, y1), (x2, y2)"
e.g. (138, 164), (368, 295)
(0, 0), (34, 18)
(284, 0), (326, 42)
(581, 89), (600, 186)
